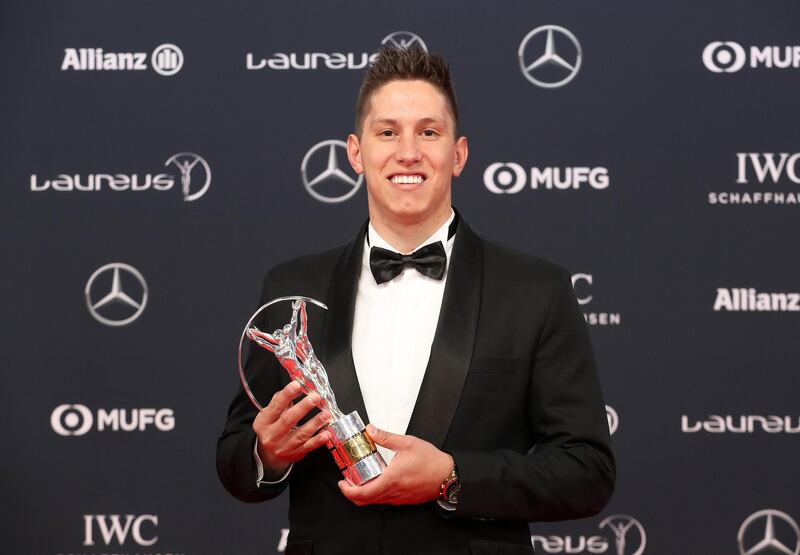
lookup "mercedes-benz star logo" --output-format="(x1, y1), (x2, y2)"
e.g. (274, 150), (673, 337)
(599, 515), (647, 555)
(301, 140), (363, 204)
(738, 509), (800, 555)
(518, 25), (582, 88)
(165, 152), (211, 202)
(381, 31), (428, 52)
(85, 263), (148, 327)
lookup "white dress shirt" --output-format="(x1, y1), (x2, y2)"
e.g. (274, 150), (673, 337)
(353, 210), (455, 463)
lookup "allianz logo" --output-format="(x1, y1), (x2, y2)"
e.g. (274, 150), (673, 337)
(247, 51), (380, 70)
(60, 44), (183, 76)
(682, 415), (800, 433)
(714, 288), (800, 312)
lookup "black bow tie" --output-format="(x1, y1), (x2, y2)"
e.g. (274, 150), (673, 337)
(367, 212), (459, 285)
(370, 242), (447, 285)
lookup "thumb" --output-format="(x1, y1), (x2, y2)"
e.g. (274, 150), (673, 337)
(367, 424), (403, 449)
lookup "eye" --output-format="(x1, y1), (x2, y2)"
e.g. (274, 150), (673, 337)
(421, 128), (438, 137)
(379, 129), (397, 137)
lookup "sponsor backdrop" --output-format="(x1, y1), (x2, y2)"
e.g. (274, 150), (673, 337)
(1, 1), (798, 554)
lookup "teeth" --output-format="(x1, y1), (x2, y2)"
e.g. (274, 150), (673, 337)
(391, 175), (424, 184)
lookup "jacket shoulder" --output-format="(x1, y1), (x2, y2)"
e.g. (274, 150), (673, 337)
(481, 237), (571, 286)
(263, 244), (347, 297)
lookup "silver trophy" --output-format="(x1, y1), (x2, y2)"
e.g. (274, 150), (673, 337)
(238, 296), (385, 485)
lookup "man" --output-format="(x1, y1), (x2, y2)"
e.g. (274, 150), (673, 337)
(217, 46), (615, 555)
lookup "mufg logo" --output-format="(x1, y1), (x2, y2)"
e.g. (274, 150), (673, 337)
(51, 404), (175, 436)
(703, 41), (800, 73)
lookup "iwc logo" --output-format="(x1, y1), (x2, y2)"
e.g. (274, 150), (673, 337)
(738, 509), (800, 555)
(301, 140), (363, 203)
(518, 25), (582, 88)
(85, 263), (148, 326)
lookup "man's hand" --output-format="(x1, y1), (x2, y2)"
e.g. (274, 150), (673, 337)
(252, 381), (332, 477)
(337, 424), (453, 506)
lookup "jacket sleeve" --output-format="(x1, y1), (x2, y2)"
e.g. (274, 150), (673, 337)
(216, 275), (292, 503)
(450, 270), (615, 522)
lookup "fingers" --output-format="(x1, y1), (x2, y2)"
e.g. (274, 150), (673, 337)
(366, 424), (404, 450)
(291, 409), (332, 445)
(270, 391), (324, 438)
(259, 381), (303, 424)
(252, 381), (333, 467)
(338, 475), (391, 507)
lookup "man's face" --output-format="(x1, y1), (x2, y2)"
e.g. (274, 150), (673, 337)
(347, 79), (468, 228)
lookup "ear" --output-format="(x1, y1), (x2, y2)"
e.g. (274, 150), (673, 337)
(452, 136), (469, 177)
(346, 133), (364, 174)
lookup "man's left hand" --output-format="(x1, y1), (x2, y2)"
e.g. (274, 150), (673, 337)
(337, 424), (453, 506)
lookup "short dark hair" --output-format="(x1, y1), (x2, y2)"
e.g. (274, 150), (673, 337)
(354, 46), (460, 136)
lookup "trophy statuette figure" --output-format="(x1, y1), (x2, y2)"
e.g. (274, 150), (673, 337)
(238, 296), (385, 485)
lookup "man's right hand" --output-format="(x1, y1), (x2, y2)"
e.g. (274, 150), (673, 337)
(252, 380), (332, 477)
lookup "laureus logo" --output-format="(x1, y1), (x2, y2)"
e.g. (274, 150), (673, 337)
(380, 31), (428, 52)
(606, 405), (619, 435)
(164, 152), (212, 201)
(30, 152), (210, 202)
(247, 31), (427, 71)
(598, 515), (646, 555)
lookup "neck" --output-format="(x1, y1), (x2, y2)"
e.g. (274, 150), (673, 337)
(369, 207), (452, 254)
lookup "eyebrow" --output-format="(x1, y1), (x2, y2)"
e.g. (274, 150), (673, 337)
(370, 116), (446, 127)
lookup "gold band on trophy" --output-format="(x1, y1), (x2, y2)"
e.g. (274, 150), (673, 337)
(342, 432), (376, 462)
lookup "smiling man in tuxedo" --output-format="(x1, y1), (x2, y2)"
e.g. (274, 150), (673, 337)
(217, 46), (615, 555)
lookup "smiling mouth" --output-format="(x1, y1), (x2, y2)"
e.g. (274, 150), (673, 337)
(389, 174), (425, 184)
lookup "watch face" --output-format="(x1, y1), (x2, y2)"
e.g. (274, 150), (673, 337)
(445, 480), (461, 504)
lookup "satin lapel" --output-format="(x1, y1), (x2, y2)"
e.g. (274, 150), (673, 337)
(321, 221), (369, 421)
(405, 220), (483, 447)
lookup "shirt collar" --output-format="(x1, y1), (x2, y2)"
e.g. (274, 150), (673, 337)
(367, 209), (456, 255)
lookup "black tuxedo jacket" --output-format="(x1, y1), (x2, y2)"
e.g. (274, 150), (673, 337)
(217, 217), (615, 555)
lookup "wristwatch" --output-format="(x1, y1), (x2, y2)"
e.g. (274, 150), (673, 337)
(439, 456), (461, 505)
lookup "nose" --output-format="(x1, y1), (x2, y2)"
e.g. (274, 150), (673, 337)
(394, 134), (421, 165)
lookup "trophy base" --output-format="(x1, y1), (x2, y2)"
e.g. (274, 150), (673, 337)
(327, 411), (386, 486)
